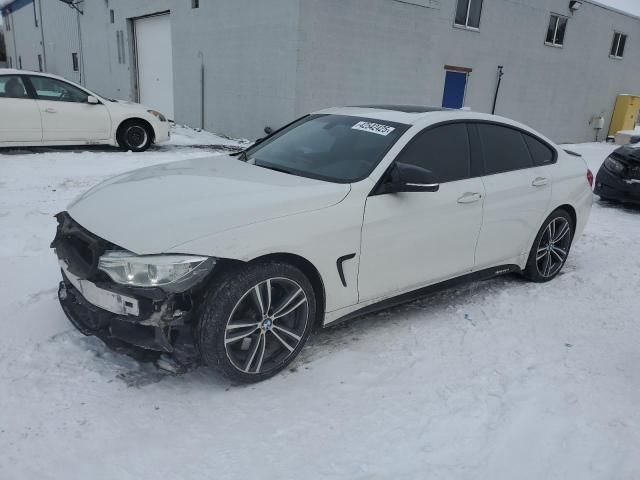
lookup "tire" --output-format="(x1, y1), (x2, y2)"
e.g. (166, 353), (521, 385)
(523, 209), (574, 283)
(117, 120), (153, 152)
(198, 261), (316, 383)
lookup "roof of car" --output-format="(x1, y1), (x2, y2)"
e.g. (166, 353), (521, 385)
(314, 105), (510, 125)
(0, 68), (66, 80)
(312, 105), (556, 145)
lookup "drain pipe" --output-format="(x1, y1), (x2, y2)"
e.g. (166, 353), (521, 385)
(491, 65), (504, 115)
(198, 51), (205, 130)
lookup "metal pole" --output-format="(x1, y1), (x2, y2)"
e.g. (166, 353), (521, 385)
(38, 0), (47, 71)
(491, 65), (504, 115)
(198, 51), (205, 129)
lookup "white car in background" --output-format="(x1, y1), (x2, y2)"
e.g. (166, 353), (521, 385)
(0, 69), (170, 152)
(52, 106), (594, 383)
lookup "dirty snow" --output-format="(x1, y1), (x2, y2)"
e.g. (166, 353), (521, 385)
(1, 131), (639, 479)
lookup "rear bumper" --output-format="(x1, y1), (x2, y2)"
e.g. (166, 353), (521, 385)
(594, 167), (640, 204)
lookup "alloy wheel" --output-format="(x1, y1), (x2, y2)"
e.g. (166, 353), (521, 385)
(224, 277), (309, 375)
(535, 217), (572, 278)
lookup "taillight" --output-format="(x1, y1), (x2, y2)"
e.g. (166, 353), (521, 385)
(587, 169), (594, 187)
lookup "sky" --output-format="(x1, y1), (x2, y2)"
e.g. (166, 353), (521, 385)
(593, 0), (640, 17)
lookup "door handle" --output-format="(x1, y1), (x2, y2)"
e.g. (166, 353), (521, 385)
(44, 108), (57, 114)
(457, 192), (483, 204)
(532, 177), (549, 187)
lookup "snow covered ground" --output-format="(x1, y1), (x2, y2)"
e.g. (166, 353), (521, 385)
(1, 130), (639, 479)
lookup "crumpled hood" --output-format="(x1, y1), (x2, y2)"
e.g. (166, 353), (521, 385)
(68, 155), (350, 254)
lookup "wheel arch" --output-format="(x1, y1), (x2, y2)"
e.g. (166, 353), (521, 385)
(555, 204), (577, 232)
(116, 117), (156, 143)
(248, 252), (326, 328)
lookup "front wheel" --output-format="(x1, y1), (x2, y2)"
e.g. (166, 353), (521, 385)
(198, 262), (316, 383)
(117, 120), (153, 152)
(523, 209), (574, 282)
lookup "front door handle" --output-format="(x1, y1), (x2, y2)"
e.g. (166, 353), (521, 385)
(44, 107), (57, 114)
(457, 192), (483, 204)
(532, 177), (549, 187)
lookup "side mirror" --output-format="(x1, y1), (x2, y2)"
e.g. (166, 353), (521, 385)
(87, 96), (100, 105)
(380, 162), (440, 194)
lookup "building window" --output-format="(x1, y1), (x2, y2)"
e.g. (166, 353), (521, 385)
(18, 56), (22, 69)
(610, 32), (627, 59)
(454, 0), (483, 29)
(192, 0), (200, 8)
(32, 1), (38, 27)
(38, 54), (43, 71)
(110, 9), (115, 23)
(8, 56), (12, 68)
(72, 52), (79, 72)
(545, 14), (568, 47)
(4, 13), (10, 31)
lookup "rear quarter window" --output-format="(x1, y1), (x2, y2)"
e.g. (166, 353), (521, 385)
(523, 134), (556, 166)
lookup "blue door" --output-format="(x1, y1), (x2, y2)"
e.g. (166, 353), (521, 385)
(442, 71), (468, 109)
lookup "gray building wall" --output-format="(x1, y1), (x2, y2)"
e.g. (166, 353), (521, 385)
(170, 0), (300, 137)
(2, 0), (640, 143)
(295, 0), (640, 143)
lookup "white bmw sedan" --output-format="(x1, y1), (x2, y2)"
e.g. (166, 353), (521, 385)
(52, 106), (593, 382)
(0, 69), (169, 151)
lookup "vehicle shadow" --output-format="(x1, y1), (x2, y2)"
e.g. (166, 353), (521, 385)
(595, 197), (640, 214)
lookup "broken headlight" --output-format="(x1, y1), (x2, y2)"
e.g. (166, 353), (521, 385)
(98, 251), (215, 291)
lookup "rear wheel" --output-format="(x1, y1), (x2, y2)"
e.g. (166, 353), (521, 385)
(198, 262), (316, 383)
(117, 120), (152, 152)
(523, 209), (574, 282)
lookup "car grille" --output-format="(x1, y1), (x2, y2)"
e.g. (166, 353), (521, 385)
(51, 212), (114, 280)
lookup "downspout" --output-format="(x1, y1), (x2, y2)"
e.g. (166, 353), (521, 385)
(198, 51), (205, 129)
(10, 12), (18, 64)
(37, 0), (47, 70)
(491, 65), (504, 115)
(76, 8), (85, 84)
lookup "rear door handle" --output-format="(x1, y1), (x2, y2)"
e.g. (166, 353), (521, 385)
(44, 107), (57, 114)
(532, 177), (549, 187)
(457, 192), (483, 204)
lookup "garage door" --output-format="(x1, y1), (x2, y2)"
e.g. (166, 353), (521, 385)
(135, 14), (174, 120)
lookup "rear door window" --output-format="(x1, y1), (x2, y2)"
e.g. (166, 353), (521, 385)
(476, 123), (533, 175)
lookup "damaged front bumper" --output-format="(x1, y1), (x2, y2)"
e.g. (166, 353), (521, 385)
(52, 212), (209, 367)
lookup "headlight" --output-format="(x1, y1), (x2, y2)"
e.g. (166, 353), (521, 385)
(98, 251), (215, 290)
(604, 156), (626, 175)
(147, 109), (167, 122)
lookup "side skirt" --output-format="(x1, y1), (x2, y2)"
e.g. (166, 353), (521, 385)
(328, 264), (521, 327)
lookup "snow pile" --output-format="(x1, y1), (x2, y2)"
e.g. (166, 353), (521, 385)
(0, 135), (639, 479)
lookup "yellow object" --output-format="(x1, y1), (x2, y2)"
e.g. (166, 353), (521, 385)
(608, 94), (640, 137)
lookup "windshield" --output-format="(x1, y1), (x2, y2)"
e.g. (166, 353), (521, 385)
(243, 114), (410, 183)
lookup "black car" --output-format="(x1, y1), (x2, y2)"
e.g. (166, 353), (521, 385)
(594, 144), (640, 204)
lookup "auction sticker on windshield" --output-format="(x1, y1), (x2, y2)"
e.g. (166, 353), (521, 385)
(352, 121), (396, 136)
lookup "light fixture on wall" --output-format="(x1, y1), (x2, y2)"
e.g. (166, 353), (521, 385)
(569, 1), (583, 12)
